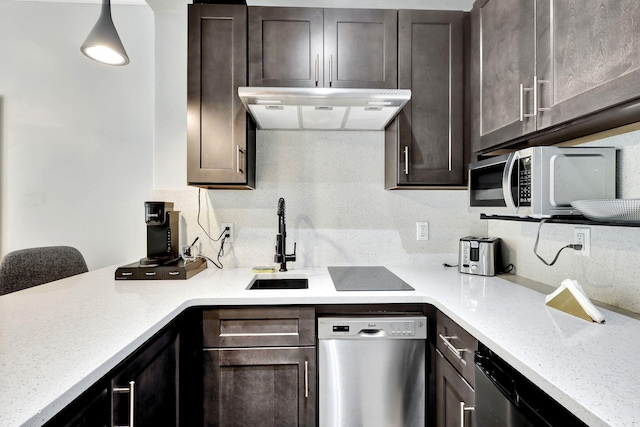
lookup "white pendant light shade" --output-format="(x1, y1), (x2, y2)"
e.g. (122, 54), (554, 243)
(81, 0), (129, 66)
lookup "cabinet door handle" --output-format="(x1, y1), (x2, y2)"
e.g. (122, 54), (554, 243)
(438, 333), (467, 362)
(537, 77), (551, 112)
(304, 360), (309, 398)
(315, 54), (319, 87)
(519, 81), (536, 121)
(236, 145), (245, 175)
(113, 380), (135, 427)
(403, 146), (409, 175)
(329, 54), (333, 87)
(459, 401), (475, 427)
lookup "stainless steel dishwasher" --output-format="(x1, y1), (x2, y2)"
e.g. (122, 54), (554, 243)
(318, 316), (427, 427)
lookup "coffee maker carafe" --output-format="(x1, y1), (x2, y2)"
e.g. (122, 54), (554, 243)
(140, 201), (179, 266)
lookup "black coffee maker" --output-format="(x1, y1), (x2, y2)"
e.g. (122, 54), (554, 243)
(139, 201), (180, 267)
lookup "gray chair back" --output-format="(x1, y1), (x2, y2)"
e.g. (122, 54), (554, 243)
(0, 246), (88, 295)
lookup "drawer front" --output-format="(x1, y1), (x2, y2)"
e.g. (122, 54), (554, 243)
(138, 267), (163, 280)
(436, 311), (478, 387)
(203, 307), (316, 348)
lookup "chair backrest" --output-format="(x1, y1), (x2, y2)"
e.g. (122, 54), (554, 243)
(0, 246), (88, 296)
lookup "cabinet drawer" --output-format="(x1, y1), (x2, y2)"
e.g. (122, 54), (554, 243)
(203, 307), (316, 348)
(436, 311), (478, 387)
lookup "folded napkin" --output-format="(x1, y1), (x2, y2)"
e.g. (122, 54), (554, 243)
(545, 279), (605, 323)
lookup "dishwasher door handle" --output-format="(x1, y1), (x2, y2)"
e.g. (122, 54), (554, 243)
(358, 328), (385, 337)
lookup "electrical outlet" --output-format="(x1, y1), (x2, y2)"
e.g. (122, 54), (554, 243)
(222, 223), (234, 243)
(416, 222), (429, 241)
(574, 227), (590, 256)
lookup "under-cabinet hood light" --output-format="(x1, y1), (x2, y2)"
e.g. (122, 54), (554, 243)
(238, 87), (411, 131)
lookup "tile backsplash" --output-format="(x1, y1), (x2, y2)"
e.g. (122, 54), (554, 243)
(154, 130), (486, 269)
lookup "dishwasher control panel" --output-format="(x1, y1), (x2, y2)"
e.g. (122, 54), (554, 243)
(318, 316), (427, 339)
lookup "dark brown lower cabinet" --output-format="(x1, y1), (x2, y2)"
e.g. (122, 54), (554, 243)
(202, 306), (316, 427)
(436, 349), (475, 427)
(111, 327), (180, 427)
(44, 310), (201, 427)
(203, 347), (316, 427)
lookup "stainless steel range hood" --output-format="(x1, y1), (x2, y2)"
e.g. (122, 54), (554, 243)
(238, 87), (411, 131)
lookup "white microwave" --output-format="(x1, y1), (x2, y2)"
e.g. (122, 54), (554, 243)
(468, 146), (617, 217)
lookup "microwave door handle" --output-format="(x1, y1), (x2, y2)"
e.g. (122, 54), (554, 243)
(502, 152), (519, 214)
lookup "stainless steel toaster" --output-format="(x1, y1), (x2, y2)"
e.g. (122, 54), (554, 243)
(458, 237), (502, 276)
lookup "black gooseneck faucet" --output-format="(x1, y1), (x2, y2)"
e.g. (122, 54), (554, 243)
(274, 197), (296, 272)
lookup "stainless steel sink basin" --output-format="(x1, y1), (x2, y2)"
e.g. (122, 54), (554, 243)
(248, 276), (308, 290)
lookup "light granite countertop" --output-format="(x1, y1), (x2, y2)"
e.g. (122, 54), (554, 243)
(1, 263), (639, 427)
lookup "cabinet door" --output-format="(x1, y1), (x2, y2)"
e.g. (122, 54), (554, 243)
(249, 7), (324, 87)
(111, 329), (180, 427)
(203, 347), (316, 427)
(536, 0), (640, 130)
(436, 350), (475, 427)
(471, 0), (536, 153)
(323, 8), (397, 89)
(385, 10), (465, 188)
(187, 4), (256, 189)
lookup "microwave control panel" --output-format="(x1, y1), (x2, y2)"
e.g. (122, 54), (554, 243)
(518, 157), (532, 206)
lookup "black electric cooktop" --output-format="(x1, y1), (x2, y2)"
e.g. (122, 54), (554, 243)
(328, 266), (414, 291)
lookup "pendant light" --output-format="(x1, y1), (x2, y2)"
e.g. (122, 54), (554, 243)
(80, 0), (129, 66)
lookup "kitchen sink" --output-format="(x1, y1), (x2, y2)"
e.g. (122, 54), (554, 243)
(248, 276), (308, 290)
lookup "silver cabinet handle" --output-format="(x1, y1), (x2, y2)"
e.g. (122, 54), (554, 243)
(113, 380), (135, 427)
(519, 80), (536, 121)
(329, 54), (333, 87)
(403, 146), (409, 175)
(236, 145), (245, 175)
(459, 401), (475, 427)
(304, 360), (309, 398)
(537, 77), (551, 112)
(438, 333), (467, 362)
(144, 272), (156, 276)
(315, 54), (319, 86)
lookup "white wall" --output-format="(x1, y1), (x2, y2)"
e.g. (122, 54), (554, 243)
(489, 128), (640, 313)
(0, 0), (155, 269)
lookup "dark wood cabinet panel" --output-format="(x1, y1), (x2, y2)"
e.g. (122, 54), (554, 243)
(471, 0), (536, 153)
(436, 349), (475, 427)
(203, 347), (316, 427)
(188, 4), (256, 189)
(385, 10), (466, 188)
(111, 327), (180, 427)
(248, 7), (324, 87)
(249, 7), (397, 89)
(471, 0), (640, 154)
(44, 312), (200, 427)
(203, 306), (316, 348)
(536, 0), (640, 130)
(436, 311), (478, 388)
(323, 8), (397, 89)
(203, 307), (316, 427)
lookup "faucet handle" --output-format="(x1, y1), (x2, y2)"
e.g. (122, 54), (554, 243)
(286, 242), (297, 262)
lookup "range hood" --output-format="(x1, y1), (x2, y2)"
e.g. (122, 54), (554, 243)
(238, 87), (411, 131)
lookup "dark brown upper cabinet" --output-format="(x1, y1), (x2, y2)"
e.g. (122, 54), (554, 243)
(385, 10), (467, 189)
(249, 7), (398, 89)
(248, 7), (324, 88)
(187, 4), (256, 189)
(470, 0), (536, 153)
(471, 0), (640, 154)
(536, 0), (640, 131)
